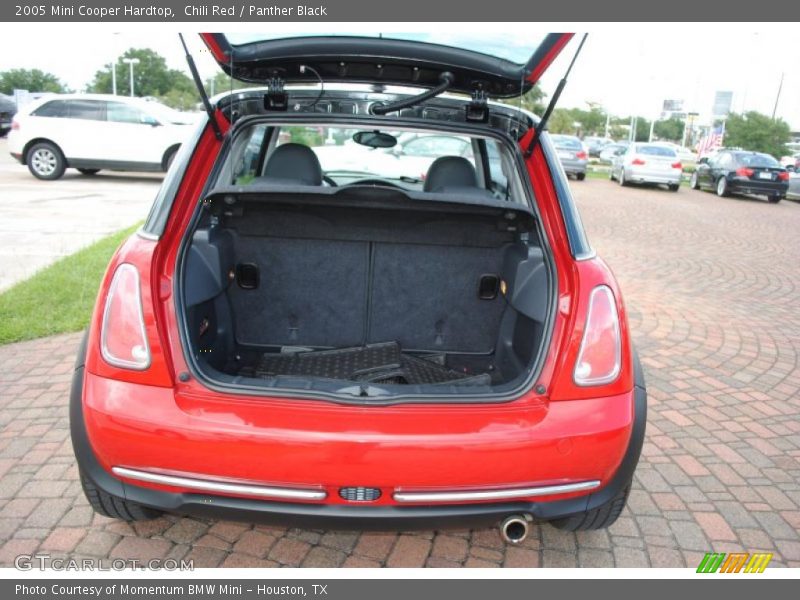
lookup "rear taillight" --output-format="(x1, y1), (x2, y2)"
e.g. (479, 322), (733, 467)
(777, 171), (790, 181)
(576, 151), (588, 160)
(631, 158), (645, 166)
(100, 263), (151, 370)
(736, 167), (754, 177)
(573, 286), (621, 387)
(671, 162), (682, 169)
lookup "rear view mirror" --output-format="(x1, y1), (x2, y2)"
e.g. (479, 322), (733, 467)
(353, 130), (397, 149)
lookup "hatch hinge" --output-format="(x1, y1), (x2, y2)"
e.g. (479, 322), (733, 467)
(264, 77), (288, 111)
(465, 90), (489, 123)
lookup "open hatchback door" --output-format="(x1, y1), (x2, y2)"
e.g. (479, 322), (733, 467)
(200, 32), (573, 97)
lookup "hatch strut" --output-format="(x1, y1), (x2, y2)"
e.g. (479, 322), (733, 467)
(370, 72), (455, 115)
(179, 33), (222, 141)
(524, 33), (588, 158)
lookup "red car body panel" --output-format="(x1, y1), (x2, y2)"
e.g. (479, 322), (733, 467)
(79, 121), (637, 509)
(83, 369), (633, 505)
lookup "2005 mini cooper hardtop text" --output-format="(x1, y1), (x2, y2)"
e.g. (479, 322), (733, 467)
(71, 32), (646, 544)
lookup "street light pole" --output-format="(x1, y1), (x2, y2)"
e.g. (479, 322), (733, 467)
(771, 72), (784, 121)
(122, 57), (140, 97)
(111, 62), (117, 95)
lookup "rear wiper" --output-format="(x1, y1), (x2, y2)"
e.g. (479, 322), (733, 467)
(524, 33), (588, 158)
(370, 72), (455, 115)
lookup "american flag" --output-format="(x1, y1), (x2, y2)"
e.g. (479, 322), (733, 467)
(696, 124), (725, 157)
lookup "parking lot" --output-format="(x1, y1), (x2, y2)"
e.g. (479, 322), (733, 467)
(0, 138), (160, 291)
(0, 175), (798, 568)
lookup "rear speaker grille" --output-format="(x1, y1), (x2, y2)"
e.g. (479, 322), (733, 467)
(339, 486), (381, 502)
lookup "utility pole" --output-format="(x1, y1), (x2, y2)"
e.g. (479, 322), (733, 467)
(649, 118), (656, 142)
(771, 72), (784, 120)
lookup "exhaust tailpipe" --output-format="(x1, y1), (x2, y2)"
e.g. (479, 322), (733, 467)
(500, 514), (531, 544)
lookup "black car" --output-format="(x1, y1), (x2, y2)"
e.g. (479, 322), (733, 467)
(0, 94), (16, 137)
(691, 150), (790, 203)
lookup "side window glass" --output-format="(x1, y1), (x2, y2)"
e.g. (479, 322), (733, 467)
(108, 103), (143, 124)
(32, 100), (68, 118)
(67, 100), (105, 121)
(486, 140), (508, 190)
(234, 124), (269, 184)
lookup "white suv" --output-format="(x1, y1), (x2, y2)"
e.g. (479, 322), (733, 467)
(7, 94), (198, 180)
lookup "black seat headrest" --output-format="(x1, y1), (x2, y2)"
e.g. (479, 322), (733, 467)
(424, 156), (478, 193)
(257, 143), (323, 186)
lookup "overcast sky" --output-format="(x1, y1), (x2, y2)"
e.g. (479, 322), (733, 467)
(1, 23), (798, 129)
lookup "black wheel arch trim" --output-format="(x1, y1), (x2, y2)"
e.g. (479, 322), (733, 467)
(71, 332), (647, 529)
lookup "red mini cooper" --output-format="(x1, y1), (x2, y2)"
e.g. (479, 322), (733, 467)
(71, 32), (646, 544)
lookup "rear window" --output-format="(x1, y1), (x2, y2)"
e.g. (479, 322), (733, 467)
(551, 136), (582, 150)
(636, 145), (677, 157)
(735, 153), (780, 168)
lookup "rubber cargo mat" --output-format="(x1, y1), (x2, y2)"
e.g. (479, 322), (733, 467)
(245, 341), (490, 386)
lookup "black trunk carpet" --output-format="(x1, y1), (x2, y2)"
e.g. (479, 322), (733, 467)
(242, 341), (491, 386)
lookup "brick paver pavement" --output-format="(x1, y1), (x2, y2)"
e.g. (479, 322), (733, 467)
(1, 181), (799, 568)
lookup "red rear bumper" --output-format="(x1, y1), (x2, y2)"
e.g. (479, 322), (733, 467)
(81, 369), (636, 507)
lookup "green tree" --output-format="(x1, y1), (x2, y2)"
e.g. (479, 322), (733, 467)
(0, 68), (66, 95)
(88, 48), (195, 100)
(633, 117), (651, 142)
(723, 111), (791, 158)
(498, 83), (546, 115)
(573, 107), (607, 136)
(206, 72), (255, 97)
(548, 108), (576, 134)
(653, 117), (685, 142)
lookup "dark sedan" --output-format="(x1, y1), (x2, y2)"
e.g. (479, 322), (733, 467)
(0, 94), (16, 137)
(691, 150), (790, 203)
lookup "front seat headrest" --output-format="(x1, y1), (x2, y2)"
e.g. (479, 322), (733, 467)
(424, 156), (478, 192)
(260, 143), (323, 186)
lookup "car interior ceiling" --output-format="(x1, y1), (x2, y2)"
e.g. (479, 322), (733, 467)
(181, 133), (550, 397)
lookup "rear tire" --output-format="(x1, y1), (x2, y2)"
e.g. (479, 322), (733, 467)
(618, 169), (628, 187)
(77, 168), (100, 176)
(576, 172), (586, 181)
(80, 470), (162, 521)
(690, 172), (699, 189)
(27, 141), (66, 180)
(716, 176), (729, 197)
(668, 184), (680, 192)
(609, 168), (615, 181)
(549, 483), (631, 531)
(768, 195), (782, 203)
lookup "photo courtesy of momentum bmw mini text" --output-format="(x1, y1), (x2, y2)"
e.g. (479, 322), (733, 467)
(0, 0), (799, 597)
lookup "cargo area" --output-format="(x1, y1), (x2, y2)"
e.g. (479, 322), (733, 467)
(180, 189), (552, 399)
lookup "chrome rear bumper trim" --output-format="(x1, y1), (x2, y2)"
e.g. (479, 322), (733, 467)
(393, 480), (601, 503)
(111, 467), (327, 501)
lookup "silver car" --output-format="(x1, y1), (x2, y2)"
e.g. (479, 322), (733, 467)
(610, 143), (682, 192)
(550, 134), (588, 180)
(599, 142), (629, 164)
(788, 171), (800, 201)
